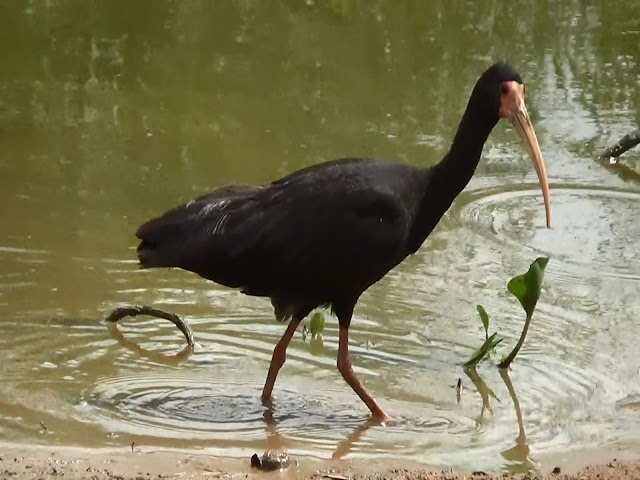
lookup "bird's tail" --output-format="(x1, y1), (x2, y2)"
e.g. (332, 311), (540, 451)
(135, 185), (263, 270)
(136, 213), (188, 269)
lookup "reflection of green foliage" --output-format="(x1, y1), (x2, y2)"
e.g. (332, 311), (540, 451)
(466, 258), (548, 368)
(329, 0), (358, 19)
(302, 311), (325, 343)
(6, 0), (639, 218)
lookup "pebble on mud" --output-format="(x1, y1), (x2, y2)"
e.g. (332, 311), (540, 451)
(250, 451), (291, 471)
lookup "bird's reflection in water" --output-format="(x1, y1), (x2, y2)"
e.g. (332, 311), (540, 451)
(261, 400), (380, 460)
(107, 319), (377, 459)
(106, 320), (533, 470)
(262, 405), (282, 453)
(106, 321), (193, 366)
(462, 366), (536, 474)
(331, 417), (379, 460)
(259, 331), (381, 460)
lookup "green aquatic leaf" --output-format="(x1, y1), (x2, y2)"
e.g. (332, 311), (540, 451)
(464, 332), (503, 367)
(507, 257), (549, 316)
(309, 311), (325, 336)
(499, 257), (549, 369)
(477, 305), (489, 340)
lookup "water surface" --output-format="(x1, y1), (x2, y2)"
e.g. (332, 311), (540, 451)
(1, 1), (639, 474)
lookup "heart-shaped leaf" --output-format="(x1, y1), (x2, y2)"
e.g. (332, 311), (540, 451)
(507, 257), (549, 317)
(498, 257), (549, 368)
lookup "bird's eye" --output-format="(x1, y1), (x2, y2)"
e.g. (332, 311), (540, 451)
(500, 82), (510, 95)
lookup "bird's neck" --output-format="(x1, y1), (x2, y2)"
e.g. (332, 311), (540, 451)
(433, 106), (498, 199)
(407, 104), (498, 252)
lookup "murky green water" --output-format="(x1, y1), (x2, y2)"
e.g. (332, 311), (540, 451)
(1, 0), (639, 474)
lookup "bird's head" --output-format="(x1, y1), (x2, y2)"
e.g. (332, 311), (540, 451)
(474, 61), (551, 228)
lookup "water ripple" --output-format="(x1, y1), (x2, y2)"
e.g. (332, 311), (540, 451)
(458, 186), (640, 281)
(84, 373), (473, 451)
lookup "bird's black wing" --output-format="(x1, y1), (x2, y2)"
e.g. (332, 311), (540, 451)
(137, 159), (422, 300)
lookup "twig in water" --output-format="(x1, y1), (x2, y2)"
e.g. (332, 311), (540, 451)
(105, 305), (195, 348)
(600, 128), (640, 161)
(319, 474), (350, 480)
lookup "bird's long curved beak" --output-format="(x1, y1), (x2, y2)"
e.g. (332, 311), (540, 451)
(500, 82), (551, 228)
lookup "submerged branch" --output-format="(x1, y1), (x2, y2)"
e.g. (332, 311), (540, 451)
(105, 305), (195, 348)
(599, 128), (640, 160)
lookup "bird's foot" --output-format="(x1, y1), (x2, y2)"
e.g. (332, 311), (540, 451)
(370, 407), (391, 425)
(260, 391), (273, 405)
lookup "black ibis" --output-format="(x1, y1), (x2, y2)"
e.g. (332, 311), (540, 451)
(135, 61), (551, 422)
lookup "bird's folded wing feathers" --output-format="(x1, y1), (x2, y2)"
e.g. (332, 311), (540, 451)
(178, 181), (411, 290)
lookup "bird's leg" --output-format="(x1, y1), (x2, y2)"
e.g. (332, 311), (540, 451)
(337, 325), (390, 422)
(261, 317), (301, 403)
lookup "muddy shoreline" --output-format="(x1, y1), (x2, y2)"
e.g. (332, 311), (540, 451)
(1, 444), (640, 480)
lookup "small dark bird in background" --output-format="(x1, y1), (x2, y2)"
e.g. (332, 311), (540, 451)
(135, 61), (551, 422)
